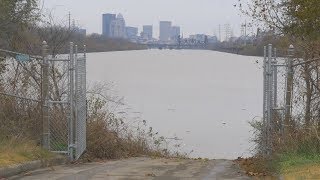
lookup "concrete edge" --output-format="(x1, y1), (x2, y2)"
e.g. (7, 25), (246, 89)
(0, 156), (67, 178)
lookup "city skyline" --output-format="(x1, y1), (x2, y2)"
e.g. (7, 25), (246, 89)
(100, 12), (237, 44)
(102, 13), (181, 42)
(42, 0), (247, 38)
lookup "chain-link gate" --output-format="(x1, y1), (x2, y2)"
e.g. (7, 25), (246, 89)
(262, 44), (291, 155)
(261, 43), (320, 156)
(0, 41), (87, 161)
(74, 45), (87, 160)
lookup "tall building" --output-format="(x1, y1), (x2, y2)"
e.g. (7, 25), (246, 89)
(77, 28), (87, 37)
(224, 24), (231, 42)
(170, 26), (180, 41)
(110, 14), (126, 38)
(142, 25), (153, 40)
(102, 13), (116, 37)
(126, 26), (138, 39)
(208, 36), (218, 44)
(159, 21), (172, 42)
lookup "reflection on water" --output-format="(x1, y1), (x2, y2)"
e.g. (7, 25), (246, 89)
(87, 50), (263, 159)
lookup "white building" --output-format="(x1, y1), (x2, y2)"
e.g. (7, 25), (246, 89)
(110, 14), (126, 38)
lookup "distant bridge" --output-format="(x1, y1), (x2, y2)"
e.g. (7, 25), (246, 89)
(143, 43), (245, 53)
(145, 43), (208, 50)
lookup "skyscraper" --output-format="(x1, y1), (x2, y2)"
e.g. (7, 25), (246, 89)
(142, 25), (153, 40)
(170, 26), (180, 41)
(110, 14), (126, 38)
(102, 13), (116, 37)
(126, 26), (138, 39)
(159, 21), (172, 42)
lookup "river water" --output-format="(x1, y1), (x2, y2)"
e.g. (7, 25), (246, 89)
(87, 50), (263, 159)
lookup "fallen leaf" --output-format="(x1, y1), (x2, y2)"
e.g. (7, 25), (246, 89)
(145, 173), (156, 177)
(24, 172), (32, 176)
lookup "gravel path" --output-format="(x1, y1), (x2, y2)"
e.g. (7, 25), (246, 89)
(10, 157), (250, 180)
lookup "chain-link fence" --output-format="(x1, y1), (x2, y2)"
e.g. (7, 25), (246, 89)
(0, 50), (42, 142)
(0, 42), (87, 161)
(262, 44), (320, 156)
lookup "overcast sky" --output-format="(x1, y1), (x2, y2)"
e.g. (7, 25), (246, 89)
(42, 0), (250, 38)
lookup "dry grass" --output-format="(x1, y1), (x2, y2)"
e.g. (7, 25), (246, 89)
(248, 118), (320, 178)
(79, 86), (183, 162)
(235, 157), (275, 178)
(81, 111), (173, 162)
(0, 137), (53, 168)
(283, 164), (320, 179)
(83, 119), (149, 160)
(0, 85), (181, 165)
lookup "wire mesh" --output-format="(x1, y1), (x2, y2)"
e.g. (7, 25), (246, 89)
(0, 51), (42, 141)
(47, 59), (71, 153)
(271, 59), (287, 137)
(291, 61), (320, 127)
(263, 44), (320, 156)
(0, 43), (87, 160)
(75, 55), (87, 159)
(0, 53), (42, 101)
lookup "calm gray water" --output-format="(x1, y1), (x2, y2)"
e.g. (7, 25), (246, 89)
(87, 50), (262, 159)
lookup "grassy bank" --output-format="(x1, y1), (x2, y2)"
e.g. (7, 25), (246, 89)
(282, 164), (320, 179)
(237, 122), (320, 178)
(237, 130), (320, 177)
(237, 153), (320, 178)
(0, 137), (53, 168)
(273, 148), (320, 178)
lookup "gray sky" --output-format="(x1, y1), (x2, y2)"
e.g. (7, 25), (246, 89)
(42, 0), (249, 38)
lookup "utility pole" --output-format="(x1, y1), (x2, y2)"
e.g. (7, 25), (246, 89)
(68, 12), (71, 30)
(245, 20), (247, 38)
(241, 21), (247, 45)
(218, 24), (221, 42)
(72, 19), (75, 29)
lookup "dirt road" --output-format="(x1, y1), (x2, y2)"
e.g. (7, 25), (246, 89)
(10, 157), (250, 180)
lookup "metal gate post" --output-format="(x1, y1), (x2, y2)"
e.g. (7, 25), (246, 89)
(263, 46), (268, 156)
(69, 42), (75, 161)
(84, 44), (87, 142)
(273, 48), (278, 108)
(74, 45), (78, 153)
(42, 41), (50, 150)
(267, 44), (273, 154)
(284, 45), (294, 134)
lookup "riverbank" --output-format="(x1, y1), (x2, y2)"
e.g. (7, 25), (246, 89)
(84, 35), (147, 53)
(0, 137), (53, 168)
(236, 155), (320, 179)
(209, 46), (262, 57)
(207, 34), (291, 57)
